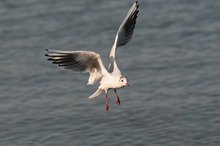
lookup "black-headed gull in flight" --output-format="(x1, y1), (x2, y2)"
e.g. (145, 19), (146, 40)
(45, 1), (139, 111)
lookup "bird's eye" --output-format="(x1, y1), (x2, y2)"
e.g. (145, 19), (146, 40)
(121, 80), (124, 82)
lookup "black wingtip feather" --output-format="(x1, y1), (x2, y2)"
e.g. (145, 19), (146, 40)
(135, 1), (139, 6)
(47, 58), (53, 61)
(45, 49), (50, 56)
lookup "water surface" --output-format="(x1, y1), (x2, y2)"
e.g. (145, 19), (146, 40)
(0, 0), (220, 145)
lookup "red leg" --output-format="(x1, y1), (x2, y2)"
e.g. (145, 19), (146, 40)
(105, 94), (109, 111)
(114, 89), (120, 106)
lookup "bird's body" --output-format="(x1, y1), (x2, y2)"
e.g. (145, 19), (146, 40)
(45, 1), (139, 110)
(100, 74), (123, 90)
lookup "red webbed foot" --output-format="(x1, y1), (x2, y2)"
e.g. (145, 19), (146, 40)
(114, 89), (121, 106)
(105, 94), (109, 111)
(116, 96), (121, 106)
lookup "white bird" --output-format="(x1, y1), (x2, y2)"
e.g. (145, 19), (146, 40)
(45, 1), (139, 111)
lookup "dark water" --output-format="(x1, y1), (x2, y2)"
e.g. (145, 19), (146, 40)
(1, 0), (220, 145)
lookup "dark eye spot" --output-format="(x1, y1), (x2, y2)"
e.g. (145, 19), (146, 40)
(121, 80), (124, 82)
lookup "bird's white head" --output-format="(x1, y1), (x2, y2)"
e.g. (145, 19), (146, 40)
(119, 76), (129, 87)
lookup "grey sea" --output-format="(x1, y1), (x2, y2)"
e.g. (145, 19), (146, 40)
(1, 0), (220, 145)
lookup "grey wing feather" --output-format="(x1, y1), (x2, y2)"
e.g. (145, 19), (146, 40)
(116, 1), (139, 47)
(45, 49), (108, 84)
(46, 49), (100, 72)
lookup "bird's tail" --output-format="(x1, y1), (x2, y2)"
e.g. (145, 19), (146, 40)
(88, 88), (103, 99)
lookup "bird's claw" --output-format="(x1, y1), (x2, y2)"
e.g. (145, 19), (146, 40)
(116, 96), (121, 106)
(106, 103), (109, 111)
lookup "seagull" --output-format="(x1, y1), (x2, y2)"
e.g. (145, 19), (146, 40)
(45, 1), (139, 111)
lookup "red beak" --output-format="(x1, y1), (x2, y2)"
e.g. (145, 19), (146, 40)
(125, 82), (129, 86)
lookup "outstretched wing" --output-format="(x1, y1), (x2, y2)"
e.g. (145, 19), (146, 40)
(109, 1), (139, 74)
(45, 49), (108, 85)
(114, 1), (139, 48)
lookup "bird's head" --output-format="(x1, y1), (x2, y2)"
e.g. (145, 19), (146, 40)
(119, 76), (129, 87)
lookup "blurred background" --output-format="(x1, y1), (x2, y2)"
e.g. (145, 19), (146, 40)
(0, 0), (220, 145)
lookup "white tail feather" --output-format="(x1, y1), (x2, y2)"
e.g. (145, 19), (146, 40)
(88, 88), (103, 99)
